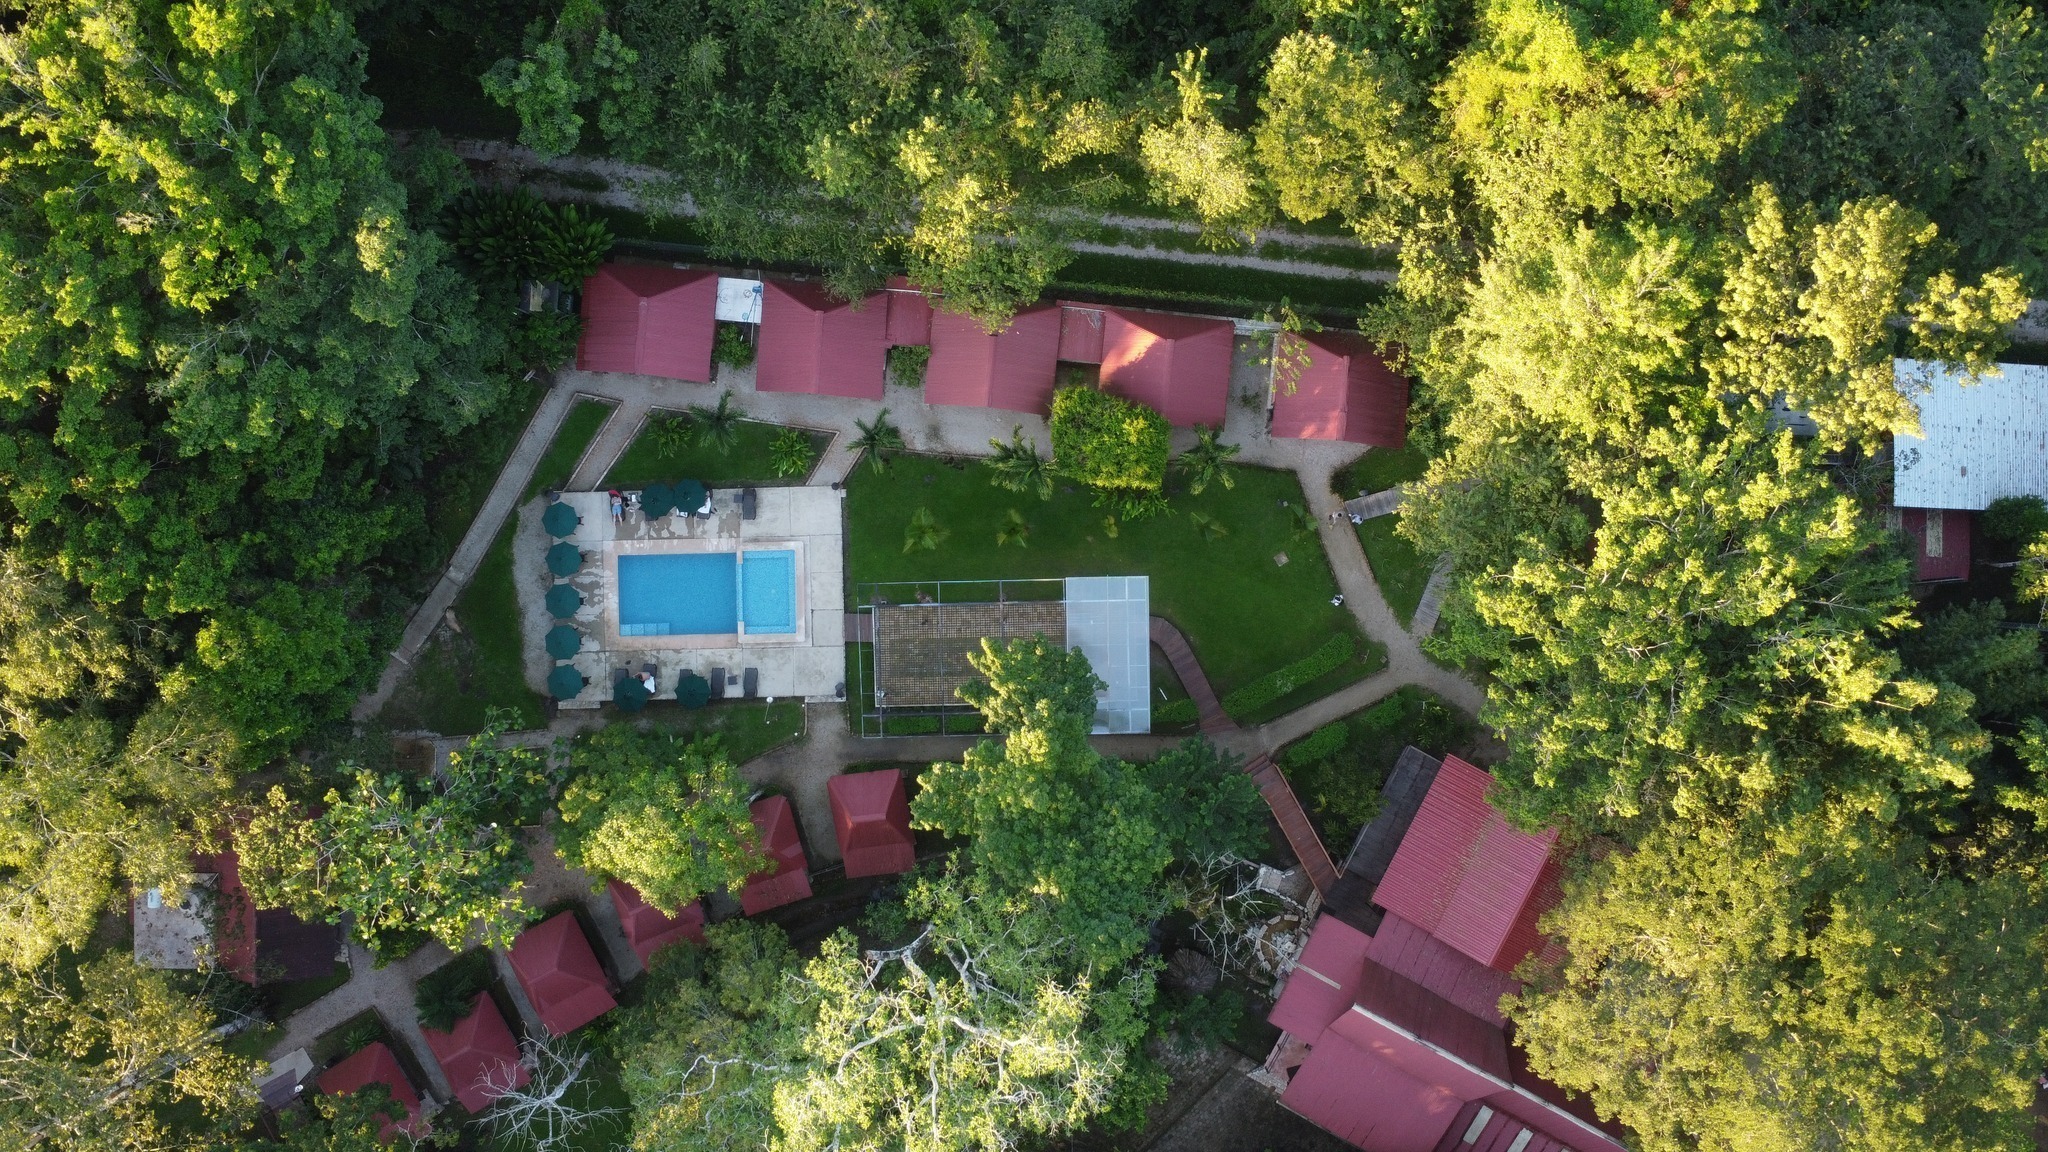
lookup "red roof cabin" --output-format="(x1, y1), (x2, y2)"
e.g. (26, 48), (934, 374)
(507, 913), (616, 1037)
(1265, 755), (1621, 1152)
(925, 304), (1063, 414)
(422, 993), (528, 1115)
(828, 769), (916, 878)
(1894, 507), (1972, 582)
(740, 795), (812, 915)
(884, 282), (935, 347)
(1099, 308), (1234, 427)
(1269, 332), (1409, 448)
(318, 1042), (426, 1142)
(577, 264), (718, 381)
(607, 879), (707, 967)
(756, 280), (891, 399)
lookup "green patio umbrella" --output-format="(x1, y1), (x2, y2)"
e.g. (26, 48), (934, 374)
(641, 481), (674, 518)
(542, 502), (579, 537)
(673, 670), (711, 710)
(673, 478), (708, 516)
(613, 675), (649, 713)
(546, 542), (583, 576)
(547, 664), (585, 699)
(545, 624), (582, 660)
(545, 583), (582, 618)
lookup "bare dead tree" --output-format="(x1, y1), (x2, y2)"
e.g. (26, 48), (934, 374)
(1171, 854), (1311, 982)
(478, 1035), (623, 1152)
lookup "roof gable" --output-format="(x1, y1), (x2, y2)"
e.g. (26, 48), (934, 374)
(741, 795), (812, 914)
(576, 264), (717, 381)
(422, 993), (527, 1114)
(607, 879), (706, 966)
(926, 304), (1063, 414)
(756, 280), (889, 398)
(1099, 308), (1233, 427)
(1270, 332), (1409, 447)
(509, 913), (616, 1036)
(829, 770), (915, 877)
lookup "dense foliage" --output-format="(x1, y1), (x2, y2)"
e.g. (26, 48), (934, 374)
(1046, 386), (1171, 518)
(555, 727), (764, 909)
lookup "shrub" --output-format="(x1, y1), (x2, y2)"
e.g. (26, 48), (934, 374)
(1049, 386), (1169, 495)
(415, 950), (495, 1033)
(713, 322), (756, 369)
(1221, 633), (1356, 716)
(888, 344), (931, 386)
(536, 203), (614, 284)
(1153, 698), (1200, 726)
(451, 187), (548, 281)
(510, 310), (583, 372)
(1281, 721), (1347, 769)
(1983, 495), (2048, 548)
(770, 427), (819, 478)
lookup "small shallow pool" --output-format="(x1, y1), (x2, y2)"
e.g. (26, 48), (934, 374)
(617, 550), (797, 636)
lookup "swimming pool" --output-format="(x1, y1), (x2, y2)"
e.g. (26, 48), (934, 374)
(616, 550), (798, 637)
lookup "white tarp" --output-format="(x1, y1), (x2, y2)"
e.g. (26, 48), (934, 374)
(1064, 575), (1151, 734)
(716, 277), (764, 324)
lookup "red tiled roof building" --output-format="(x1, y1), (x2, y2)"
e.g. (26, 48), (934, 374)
(576, 264), (718, 381)
(1268, 332), (1409, 448)
(828, 769), (916, 878)
(1099, 308), (1234, 427)
(607, 879), (706, 967)
(507, 913), (616, 1037)
(422, 993), (528, 1115)
(925, 304), (1063, 414)
(756, 280), (891, 399)
(1266, 755), (1624, 1152)
(740, 795), (812, 915)
(318, 1042), (426, 1142)
(883, 283), (935, 347)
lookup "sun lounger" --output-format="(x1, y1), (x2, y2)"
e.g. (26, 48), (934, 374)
(708, 667), (726, 701)
(743, 668), (758, 698)
(740, 488), (758, 521)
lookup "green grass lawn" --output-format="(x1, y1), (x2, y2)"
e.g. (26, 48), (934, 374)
(846, 459), (1372, 704)
(475, 1040), (632, 1152)
(1358, 517), (1432, 629)
(603, 418), (832, 488)
(524, 400), (615, 501)
(639, 699), (806, 765)
(1332, 444), (1429, 498)
(379, 521), (546, 734)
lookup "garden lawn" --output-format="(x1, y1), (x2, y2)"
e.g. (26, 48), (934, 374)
(644, 699), (806, 765)
(604, 418), (831, 488)
(378, 521), (546, 734)
(846, 459), (1373, 706)
(475, 1040), (632, 1152)
(1357, 517), (1431, 629)
(523, 399), (615, 501)
(1332, 444), (1428, 498)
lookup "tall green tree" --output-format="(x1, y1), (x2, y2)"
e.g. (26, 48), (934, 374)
(555, 728), (763, 910)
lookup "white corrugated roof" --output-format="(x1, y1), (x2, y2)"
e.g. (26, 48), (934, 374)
(1893, 359), (2048, 510)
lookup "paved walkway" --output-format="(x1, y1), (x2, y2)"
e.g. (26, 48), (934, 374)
(1342, 489), (1403, 520)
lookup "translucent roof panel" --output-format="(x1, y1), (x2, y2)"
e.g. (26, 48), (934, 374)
(1064, 576), (1151, 734)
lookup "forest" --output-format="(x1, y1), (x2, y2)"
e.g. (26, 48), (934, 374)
(0, 0), (2045, 1150)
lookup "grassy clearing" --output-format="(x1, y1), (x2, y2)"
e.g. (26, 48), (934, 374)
(419, 385), (548, 587)
(1358, 518), (1431, 629)
(524, 400), (615, 501)
(379, 521), (546, 735)
(637, 699), (807, 765)
(1276, 686), (1473, 846)
(846, 458), (1374, 704)
(603, 418), (832, 488)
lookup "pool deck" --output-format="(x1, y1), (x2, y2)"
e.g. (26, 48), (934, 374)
(542, 486), (847, 706)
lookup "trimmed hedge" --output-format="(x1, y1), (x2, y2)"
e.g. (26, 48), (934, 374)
(1281, 721), (1347, 769)
(1154, 698), (1200, 726)
(1222, 634), (1356, 716)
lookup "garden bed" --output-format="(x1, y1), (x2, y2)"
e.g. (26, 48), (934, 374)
(603, 417), (831, 489)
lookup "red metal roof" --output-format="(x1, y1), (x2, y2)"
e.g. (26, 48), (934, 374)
(1268, 914), (1371, 1040)
(756, 280), (889, 398)
(576, 264), (718, 381)
(1281, 1025), (1469, 1152)
(1099, 308), (1234, 427)
(606, 879), (705, 966)
(827, 769), (915, 878)
(1057, 304), (1105, 363)
(885, 286), (934, 347)
(1899, 508), (1972, 582)
(740, 796), (812, 915)
(318, 1042), (425, 1141)
(1371, 755), (1558, 974)
(1364, 913), (1522, 1028)
(197, 850), (257, 984)
(1269, 331), (1409, 447)
(508, 912), (616, 1036)
(925, 304), (1063, 413)
(422, 992), (528, 1115)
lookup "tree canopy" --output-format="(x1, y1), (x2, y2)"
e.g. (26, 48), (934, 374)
(555, 727), (764, 909)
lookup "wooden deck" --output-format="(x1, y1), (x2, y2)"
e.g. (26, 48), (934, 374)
(1148, 616), (1232, 735)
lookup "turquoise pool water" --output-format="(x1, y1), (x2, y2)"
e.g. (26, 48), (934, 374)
(617, 550), (797, 636)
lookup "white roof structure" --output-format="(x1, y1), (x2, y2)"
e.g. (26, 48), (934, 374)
(132, 875), (216, 970)
(1893, 359), (2048, 510)
(1064, 576), (1151, 734)
(715, 277), (763, 324)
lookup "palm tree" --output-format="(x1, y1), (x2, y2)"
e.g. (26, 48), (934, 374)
(903, 506), (947, 553)
(852, 408), (906, 474)
(651, 413), (695, 457)
(995, 508), (1030, 548)
(1176, 425), (1239, 495)
(986, 426), (1053, 499)
(689, 391), (741, 454)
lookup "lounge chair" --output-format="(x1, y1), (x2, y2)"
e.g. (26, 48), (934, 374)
(743, 668), (758, 698)
(740, 488), (758, 521)
(708, 667), (726, 702)
(641, 663), (659, 695)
